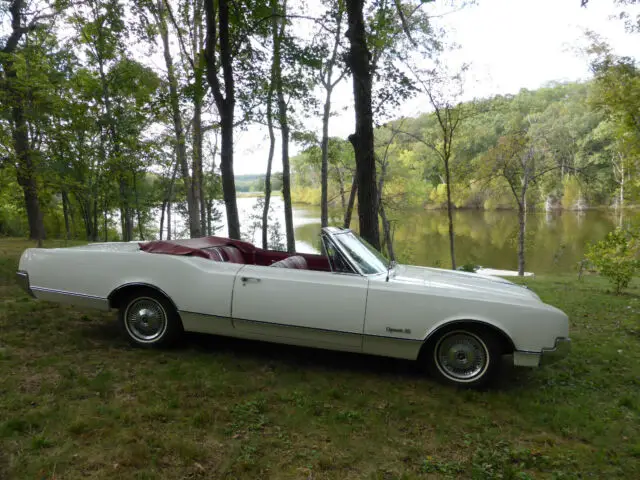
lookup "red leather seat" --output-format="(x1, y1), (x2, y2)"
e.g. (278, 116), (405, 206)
(214, 246), (245, 264)
(270, 255), (308, 270)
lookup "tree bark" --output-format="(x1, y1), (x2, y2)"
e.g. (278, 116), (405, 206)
(444, 159), (456, 270)
(156, 0), (199, 238)
(62, 190), (71, 240)
(343, 174), (357, 229)
(2, 9), (46, 242)
(517, 199), (526, 277)
(12, 102), (45, 241)
(204, 0), (240, 239)
(273, 0), (295, 253)
(345, 0), (380, 249)
(321, 88), (331, 229)
(262, 1), (278, 250)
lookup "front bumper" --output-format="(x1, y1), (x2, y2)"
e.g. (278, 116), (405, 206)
(16, 270), (35, 298)
(540, 337), (571, 365)
(513, 337), (571, 367)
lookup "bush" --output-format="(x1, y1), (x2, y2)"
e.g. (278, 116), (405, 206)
(585, 228), (640, 294)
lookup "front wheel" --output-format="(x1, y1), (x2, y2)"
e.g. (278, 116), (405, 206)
(119, 289), (183, 347)
(424, 328), (501, 388)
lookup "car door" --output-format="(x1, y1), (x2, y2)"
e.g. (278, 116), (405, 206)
(231, 265), (368, 352)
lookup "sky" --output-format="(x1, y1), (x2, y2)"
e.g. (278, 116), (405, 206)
(233, 0), (640, 175)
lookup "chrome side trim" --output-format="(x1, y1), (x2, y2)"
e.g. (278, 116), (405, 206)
(180, 311), (236, 336)
(16, 271), (35, 297)
(30, 286), (110, 310)
(180, 311), (422, 358)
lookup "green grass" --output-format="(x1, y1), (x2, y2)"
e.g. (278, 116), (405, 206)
(0, 238), (639, 479)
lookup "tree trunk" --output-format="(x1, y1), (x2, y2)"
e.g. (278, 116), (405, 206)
(321, 87), (332, 229)
(204, 0), (240, 239)
(379, 203), (395, 261)
(62, 190), (71, 240)
(444, 159), (456, 270)
(156, 0), (199, 238)
(167, 200), (172, 240)
(262, 2), (278, 250)
(10, 88), (45, 240)
(345, 0), (380, 249)
(273, 0), (295, 253)
(517, 199), (526, 277)
(159, 200), (166, 241)
(343, 174), (357, 229)
(193, 98), (206, 236)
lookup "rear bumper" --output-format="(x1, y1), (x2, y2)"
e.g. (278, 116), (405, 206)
(16, 270), (35, 298)
(513, 337), (571, 367)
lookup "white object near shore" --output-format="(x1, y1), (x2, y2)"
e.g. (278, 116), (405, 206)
(476, 267), (534, 277)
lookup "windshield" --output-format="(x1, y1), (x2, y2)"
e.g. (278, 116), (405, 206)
(333, 231), (389, 275)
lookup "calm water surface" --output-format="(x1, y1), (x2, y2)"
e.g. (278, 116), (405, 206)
(161, 197), (631, 274)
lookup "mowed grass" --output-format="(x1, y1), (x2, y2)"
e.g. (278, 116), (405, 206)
(0, 238), (639, 479)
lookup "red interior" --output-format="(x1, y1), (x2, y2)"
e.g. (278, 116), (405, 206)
(139, 236), (330, 272)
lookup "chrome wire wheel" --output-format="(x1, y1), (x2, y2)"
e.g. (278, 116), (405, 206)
(434, 330), (490, 383)
(124, 297), (168, 344)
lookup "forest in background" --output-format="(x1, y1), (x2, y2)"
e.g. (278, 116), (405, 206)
(1, 0), (638, 271)
(292, 79), (639, 214)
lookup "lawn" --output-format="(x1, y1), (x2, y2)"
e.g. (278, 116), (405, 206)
(0, 238), (639, 479)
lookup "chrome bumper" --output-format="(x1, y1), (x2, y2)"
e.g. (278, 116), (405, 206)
(16, 270), (35, 298)
(513, 337), (571, 367)
(540, 337), (571, 365)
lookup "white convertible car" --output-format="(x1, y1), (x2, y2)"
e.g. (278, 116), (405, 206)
(16, 227), (570, 388)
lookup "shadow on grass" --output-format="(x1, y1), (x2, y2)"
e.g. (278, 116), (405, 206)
(77, 316), (531, 390)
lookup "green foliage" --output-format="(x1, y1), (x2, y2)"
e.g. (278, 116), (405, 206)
(585, 227), (640, 294)
(561, 175), (584, 210)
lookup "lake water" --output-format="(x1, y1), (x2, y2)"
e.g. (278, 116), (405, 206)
(160, 196), (630, 274)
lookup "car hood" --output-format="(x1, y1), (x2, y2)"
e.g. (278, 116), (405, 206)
(390, 264), (540, 303)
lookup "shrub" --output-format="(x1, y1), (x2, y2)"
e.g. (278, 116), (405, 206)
(585, 228), (640, 294)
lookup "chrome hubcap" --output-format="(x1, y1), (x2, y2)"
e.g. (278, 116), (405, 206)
(125, 298), (167, 343)
(435, 331), (489, 381)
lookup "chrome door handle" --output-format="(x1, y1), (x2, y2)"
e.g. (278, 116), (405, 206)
(241, 277), (261, 284)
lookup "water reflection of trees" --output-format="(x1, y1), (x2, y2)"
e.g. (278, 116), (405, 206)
(293, 207), (626, 273)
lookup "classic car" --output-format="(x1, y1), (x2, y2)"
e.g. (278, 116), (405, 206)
(16, 227), (570, 388)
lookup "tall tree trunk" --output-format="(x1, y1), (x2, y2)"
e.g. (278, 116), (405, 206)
(377, 159), (394, 261)
(321, 87), (331, 229)
(159, 199), (166, 241)
(517, 198), (526, 277)
(262, 93), (276, 249)
(167, 200), (172, 240)
(320, 4), (343, 229)
(132, 170), (144, 240)
(272, 0), (295, 253)
(193, 99), (206, 235)
(3, 0), (46, 242)
(345, 0), (380, 249)
(156, 0), (199, 238)
(62, 190), (71, 240)
(262, 1), (278, 250)
(103, 200), (108, 242)
(444, 159), (456, 270)
(204, 0), (240, 239)
(160, 159), (179, 240)
(343, 174), (357, 229)
(8, 79), (45, 240)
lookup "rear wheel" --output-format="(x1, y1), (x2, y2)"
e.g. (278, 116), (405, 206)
(424, 327), (501, 388)
(119, 289), (182, 347)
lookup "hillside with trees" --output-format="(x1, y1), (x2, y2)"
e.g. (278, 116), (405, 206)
(292, 80), (637, 213)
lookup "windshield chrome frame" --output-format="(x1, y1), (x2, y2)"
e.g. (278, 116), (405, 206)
(322, 228), (388, 277)
(321, 233), (358, 276)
